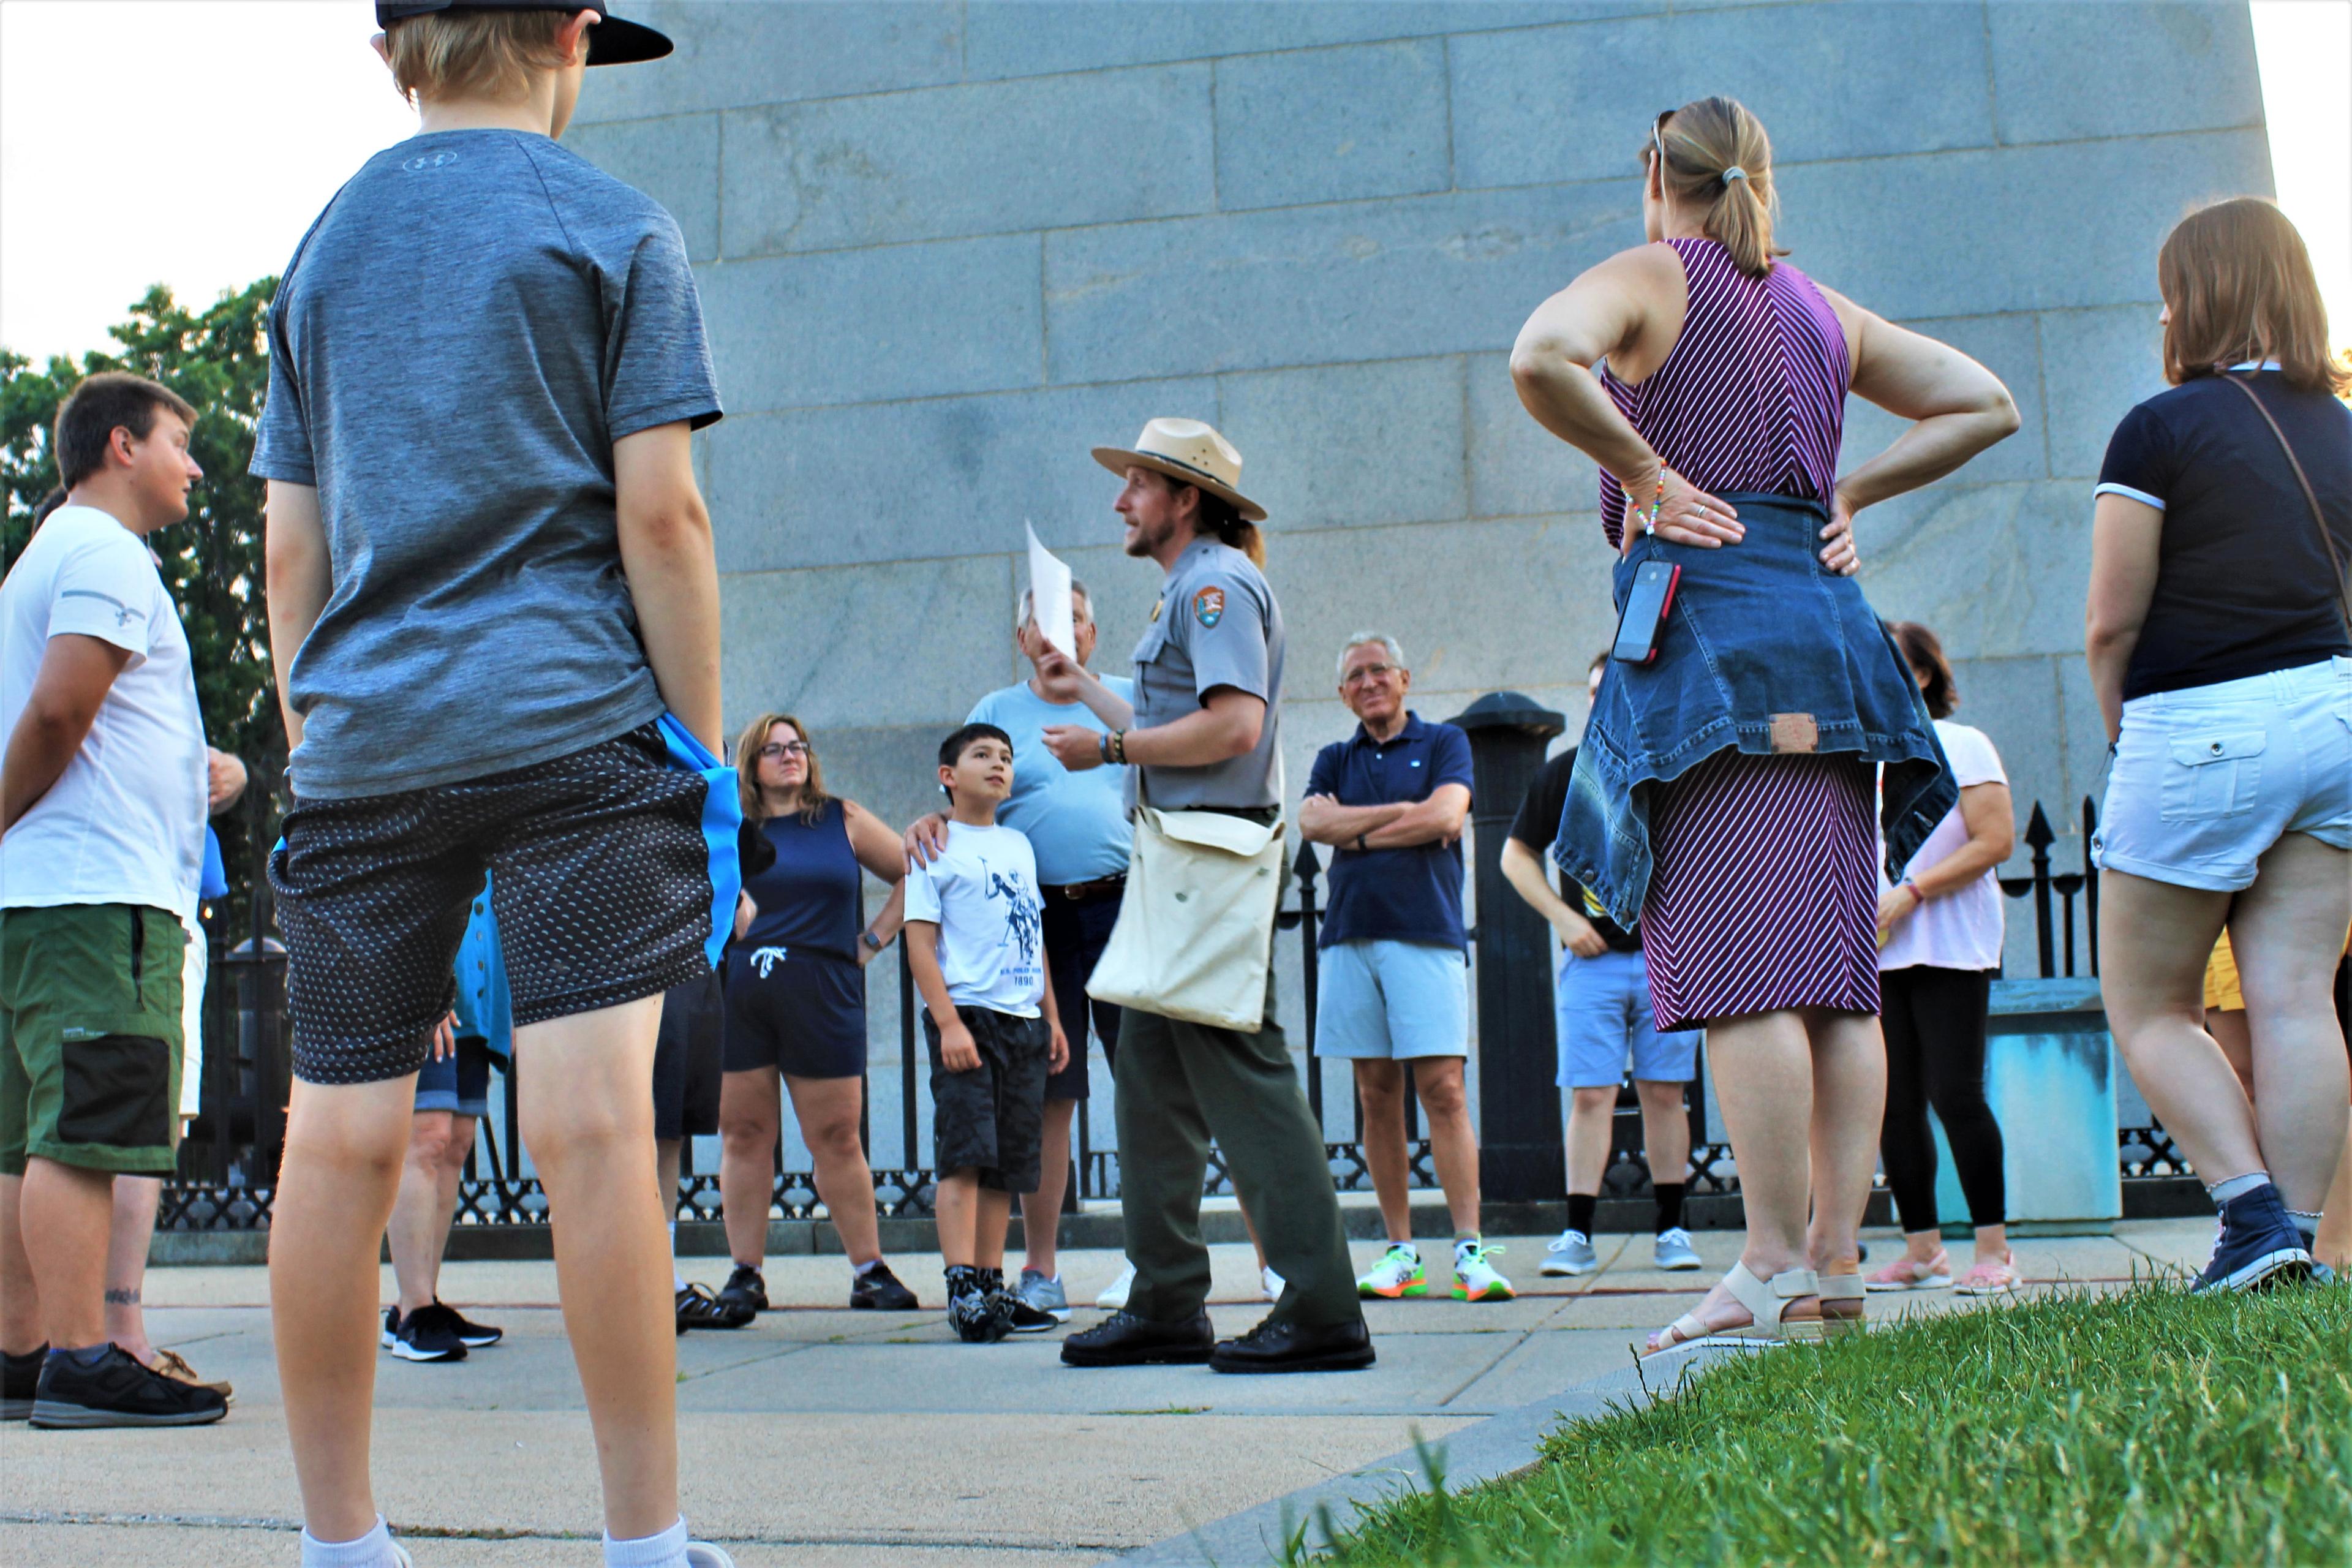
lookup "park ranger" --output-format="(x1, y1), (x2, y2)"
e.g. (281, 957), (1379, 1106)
(1027, 418), (1371, 1374)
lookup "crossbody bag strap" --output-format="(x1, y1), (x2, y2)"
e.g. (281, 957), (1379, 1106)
(2224, 373), (2352, 635)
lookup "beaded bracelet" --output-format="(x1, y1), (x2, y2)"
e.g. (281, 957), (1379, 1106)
(1625, 468), (1665, 537)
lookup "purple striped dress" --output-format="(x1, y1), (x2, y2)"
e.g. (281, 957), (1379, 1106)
(1599, 237), (1880, 1031)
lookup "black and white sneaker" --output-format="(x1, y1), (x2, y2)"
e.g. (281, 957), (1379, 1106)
(948, 1290), (1009, 1344)
(429, 1301), (502, 1347)
(3, 1342), (45, 1421)
(676, 1283), (751, 1333)
(995, 1289), (1059, 1334)
(717, 1265), (768, 1322)
(381, 1305), (401, 1348)
(28, 1344), (228, 1427)
(850, 1260), (919, 1310)
(390, 1307), (469, 1363)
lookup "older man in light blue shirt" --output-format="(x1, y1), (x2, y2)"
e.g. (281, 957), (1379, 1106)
(963, 580), (1131, 1319)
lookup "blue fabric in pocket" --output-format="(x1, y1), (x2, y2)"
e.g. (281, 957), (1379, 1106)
(656, 714), (744, 968)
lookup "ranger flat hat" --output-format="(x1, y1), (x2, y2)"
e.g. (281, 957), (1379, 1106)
(375, 0), (673, 66)
(1091, 418), (1266, 522)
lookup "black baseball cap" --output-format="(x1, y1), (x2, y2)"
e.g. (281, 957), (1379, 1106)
(375, 1), (673, 67)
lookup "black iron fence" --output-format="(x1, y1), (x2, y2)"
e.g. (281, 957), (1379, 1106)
(162, 788), (2203, 1234)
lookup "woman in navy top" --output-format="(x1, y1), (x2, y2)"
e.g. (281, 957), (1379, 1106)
(2086, 197), (2351, 1292)
(714, 713), (920, 1314)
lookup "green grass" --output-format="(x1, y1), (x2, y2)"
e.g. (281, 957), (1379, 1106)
(1289, 1283), (2352, 1566)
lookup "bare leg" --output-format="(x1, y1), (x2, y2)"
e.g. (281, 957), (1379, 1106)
(1633, 1079), (1690, 1187)
(656, 1139), (683, 1286)
(104, 1175), (162, 1362)
(2208, 1008), (2256, 1100)
(1415, 1057), (1480, 1238)
(1564, 1085), (1616, 1197)
(973, 1188), (1014, 1275)
(21, 1158), (117, 1351)
(1653, 1010), (1815, 1343)
(785, 1074), (882, 1268)
(2316, 1120), (2351, 1270)
(1803, 1009), (1885, 1279)
(716, 1068), (780, 1269)
(2100, 869), (2256, 1183)
(515, 993), (676, 1540)
(389, 1110), (457, 1319)
(1020, 1097), (1077, 1278)
(0, 1172), (41, 1355)
(936, 1169), (978, 1267)
(2228, 834), (2352, 1211)
(270, 1073), (417, 1544)
(1354, 1060), (1412, 1243)
(429, 1114), (474, 1300)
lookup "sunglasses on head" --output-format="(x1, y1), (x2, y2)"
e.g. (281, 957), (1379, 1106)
(1651, 108), (1673, 173)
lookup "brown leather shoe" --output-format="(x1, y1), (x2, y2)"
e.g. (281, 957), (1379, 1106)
(150, 1348), (234, 1406)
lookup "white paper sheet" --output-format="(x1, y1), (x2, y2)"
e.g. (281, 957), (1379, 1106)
(1025, 522), (1076, 657)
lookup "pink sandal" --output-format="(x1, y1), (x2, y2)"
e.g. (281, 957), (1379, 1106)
(1863, 1249), (1951, 1292)
(1953, 1253), (2018, 1296)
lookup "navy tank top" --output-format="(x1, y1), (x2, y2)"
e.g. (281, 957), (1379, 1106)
(741, 801), (862, 959)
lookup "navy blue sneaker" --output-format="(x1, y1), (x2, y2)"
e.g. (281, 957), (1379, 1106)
(2192, 1183), (2314, 1293)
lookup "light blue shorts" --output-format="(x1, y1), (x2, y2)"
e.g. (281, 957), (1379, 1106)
(1554, 946), (1700, 1088)
(2095, 655), (2352, 892)
(1314, 939), (1468, 1060)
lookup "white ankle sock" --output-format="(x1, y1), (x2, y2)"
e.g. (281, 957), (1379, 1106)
(668, 1223), (687, 1293)
(2207, 1171), (2269, 1205)
(604, 1516), (689, 1567)
(2288, 1210), (2322, 1238)
(853, 1257), (882, 1278)
(301, 1516), (398, 1568)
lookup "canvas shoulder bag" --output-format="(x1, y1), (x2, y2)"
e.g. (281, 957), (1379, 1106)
(1086, 769), (1287, 1033)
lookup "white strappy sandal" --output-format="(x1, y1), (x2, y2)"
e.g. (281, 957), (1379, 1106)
(1814, 1270), (1867, 1338)
(1645, 1262), (1822, 1355)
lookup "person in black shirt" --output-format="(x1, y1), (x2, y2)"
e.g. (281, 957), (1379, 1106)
(2086, 197), (2351, 1293)
(1499, 657), (1703, 1276)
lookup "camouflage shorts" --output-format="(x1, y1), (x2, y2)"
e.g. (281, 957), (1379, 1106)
(923, 1006), (1050, 1193)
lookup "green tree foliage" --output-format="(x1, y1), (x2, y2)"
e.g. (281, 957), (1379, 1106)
(2, 279), (284, 933)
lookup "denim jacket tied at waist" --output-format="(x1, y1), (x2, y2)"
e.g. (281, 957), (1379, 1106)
(1552, 494), (1958, 929)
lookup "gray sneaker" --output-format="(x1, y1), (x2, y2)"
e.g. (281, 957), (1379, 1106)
(1653, 1227), (1703, 1270)
(1540, 1229), (1598, 1276)
(1017, 1268), (1071, 1322)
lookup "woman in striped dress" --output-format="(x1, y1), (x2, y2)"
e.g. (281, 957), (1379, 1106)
(1510, 97), (2018, 1351)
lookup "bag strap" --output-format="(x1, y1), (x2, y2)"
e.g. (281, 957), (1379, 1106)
(2223, 373), (2352, 635)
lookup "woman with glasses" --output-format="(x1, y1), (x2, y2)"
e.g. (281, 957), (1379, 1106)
(2086, 197), (2351, 1292)
(714, 713), (920, 1317)
(1510, 97), (2018, 1352)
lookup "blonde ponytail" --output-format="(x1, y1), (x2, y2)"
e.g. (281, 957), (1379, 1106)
(1650, 96), (1785, 277)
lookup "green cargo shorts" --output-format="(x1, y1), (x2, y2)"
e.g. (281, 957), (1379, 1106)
(0, 904), (184, 1176)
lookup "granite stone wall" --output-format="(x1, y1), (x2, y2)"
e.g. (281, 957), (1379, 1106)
(566, 1), (2271, 1161)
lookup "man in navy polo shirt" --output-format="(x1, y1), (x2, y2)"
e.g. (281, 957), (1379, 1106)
(1298, 634), (1509, 1303)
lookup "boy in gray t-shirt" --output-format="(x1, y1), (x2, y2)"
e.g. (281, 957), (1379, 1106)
(249, 7), (734, 1567)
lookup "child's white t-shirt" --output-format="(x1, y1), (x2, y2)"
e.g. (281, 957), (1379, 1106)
(903, 821), (1046, 1017)
(1879, 720), (2008, 973)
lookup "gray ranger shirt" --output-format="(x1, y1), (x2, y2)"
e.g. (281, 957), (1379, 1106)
(1129, 537), (1285, 810)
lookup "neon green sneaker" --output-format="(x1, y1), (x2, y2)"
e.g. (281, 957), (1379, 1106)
(1356, 1243), (1428, 1299)
(1452, 1241), (1515, 1302)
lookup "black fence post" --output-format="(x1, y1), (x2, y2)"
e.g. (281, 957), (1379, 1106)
(1291, 842), (1324, 1124)
(2082, 796), (2101, 978)
(1446, 692), (1566, 1204)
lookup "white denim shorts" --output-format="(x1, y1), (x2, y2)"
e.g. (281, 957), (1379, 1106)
(2094, 655), (2352, 892)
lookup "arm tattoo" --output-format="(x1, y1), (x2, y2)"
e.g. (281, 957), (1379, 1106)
(104, 1287), (141, 1306)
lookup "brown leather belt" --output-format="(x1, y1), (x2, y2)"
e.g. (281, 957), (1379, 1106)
(1046, 875), (1127, 902)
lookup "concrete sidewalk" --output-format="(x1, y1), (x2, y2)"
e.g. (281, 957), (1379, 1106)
(0, 1218), (2214, 1567)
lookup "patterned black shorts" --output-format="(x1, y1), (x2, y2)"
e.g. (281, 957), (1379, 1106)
(923, 1006), (1051, 1193)
(271, 723), (718, 1086)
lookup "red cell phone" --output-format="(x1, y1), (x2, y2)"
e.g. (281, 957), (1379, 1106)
(1610, 561), (1681, 664)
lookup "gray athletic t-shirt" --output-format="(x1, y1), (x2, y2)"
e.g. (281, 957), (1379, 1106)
(251, 129), (722, 799)
(1130, 538), (1286, 810)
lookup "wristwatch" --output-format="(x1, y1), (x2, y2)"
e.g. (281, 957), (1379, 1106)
(861, 929), (886, 952)
(1355, 833), (1370, 853)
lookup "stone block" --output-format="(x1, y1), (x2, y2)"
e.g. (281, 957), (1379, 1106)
(1450, 4), (1994, 192)
(1944, 655), (2067, 838)
(1778, 130), (2271, 320)
(1045, 181), (1641, 383)
(2038, 306), (2169, 480)
(793, 722), (979, 845)
(2054, 656), (2117, 825)
(1855, 480), (2089, 661)
(1467, 352), (1605, 519)
(565, 115), (720, 262)
(1988, 2), (2263, 145)
(719, 553), (1014, 731)
(698, 233), (1042, 412)
(569, 1), (962, 125)
(703, 376), (1218, 573)
(1213, 40), (1450, 211)
(960, 1), (1643, 83)
(720, 66), (1212, 257)
(1839, 312), (2050, 486)
(1215, 357), (1468, 532)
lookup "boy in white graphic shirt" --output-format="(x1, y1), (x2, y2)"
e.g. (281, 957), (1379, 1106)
(904, 723), (1068, 1341)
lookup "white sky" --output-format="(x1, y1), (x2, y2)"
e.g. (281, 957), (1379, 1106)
(1, 1), (2346, 363)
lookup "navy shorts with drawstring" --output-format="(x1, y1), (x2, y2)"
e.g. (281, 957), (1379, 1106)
(271, 722), (718, 1086)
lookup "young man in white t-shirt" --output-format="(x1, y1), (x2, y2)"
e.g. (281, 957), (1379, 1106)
(0, 372), (224, 1429)
(904, 723), (1069, 1343)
